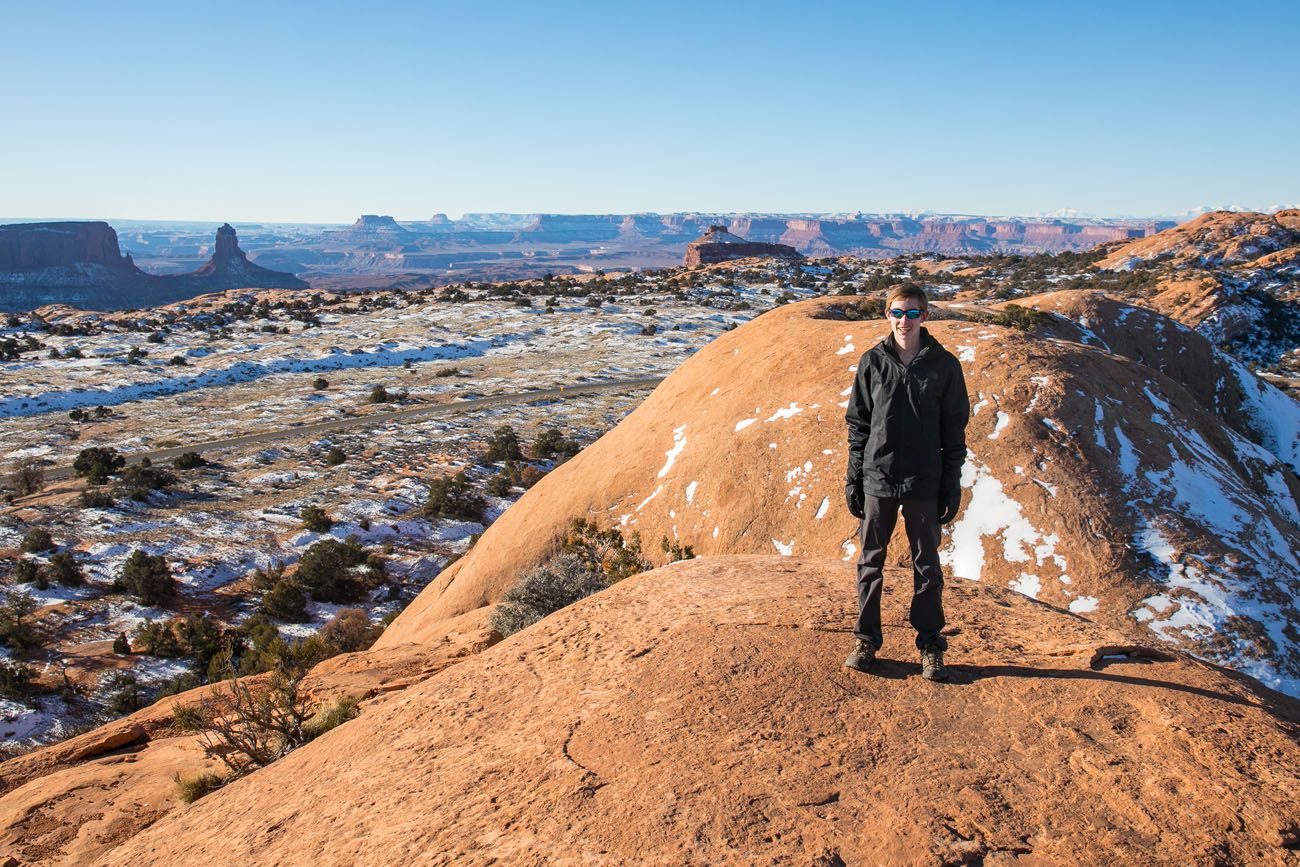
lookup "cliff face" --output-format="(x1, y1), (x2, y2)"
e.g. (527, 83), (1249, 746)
(0, 221), (133, 271)
(0, 222), (307, 311)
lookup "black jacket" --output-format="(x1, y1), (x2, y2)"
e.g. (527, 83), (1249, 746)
(845, 328), (970, 499)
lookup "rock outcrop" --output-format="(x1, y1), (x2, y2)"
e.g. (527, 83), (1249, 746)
(0, 222), (307, 312)
(1093, 210), (1300, 363)
(0, 222), (131, 271)
(96, 558), (1300, 865)
(379, 294), (1300, 695)
(683, 225), (803, 266)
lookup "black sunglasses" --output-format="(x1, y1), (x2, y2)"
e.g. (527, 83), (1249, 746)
(888, 308), (923, 320)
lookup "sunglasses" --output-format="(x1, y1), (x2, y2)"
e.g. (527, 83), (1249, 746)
(888, 308), (924, 320)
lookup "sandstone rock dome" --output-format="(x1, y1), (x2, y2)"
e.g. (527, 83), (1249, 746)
(97, 557), (1300, 865)
(380, 293), (1300, 695)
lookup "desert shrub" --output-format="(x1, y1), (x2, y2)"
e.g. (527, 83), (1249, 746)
(102, 671), (143, 715)
(114, 464), (176, 501)
(180, 613), (224, 674)
(312, 376), (329, 389)
(261, 579), (309, 623)
(13, 559), (40, 585)
(0, 659), (36, 700)
(990, 303), (1051, 331)
(318, 608), (381, 653)
(116, 549), (176, 605)
(79, 488), (116, 509)
(562, 517), (651, 583)
(816, 297), (886, 320)
(174, 771), (226, 804)
(434, 366), (459, 377)
(19, 527), (54, 553)
(483, 425), (522, 463)
(249, 560), (286, 594)
(489, 552), (607, 638)
(46, 551), (84, 587)
(8, 458), (44, 496)
(660, 536), (696, 563)
(323, 447), (346, 466)
(421, 471), (486, 523)
(295, 538), (372, 604)
(134, 619), (186, 657)
(0, 590), (40, 649)
(367, 385), (390, 404)
(112, 632), (130, 654)
(172, 451), (206, 470)
(168, 355), (188, 366)
(73, 446), (125, 484)
(531, 427), (581, 461)
(172, 662), (313, 777)
(300, 506), (333, 533)
(640, 323), (657, 336)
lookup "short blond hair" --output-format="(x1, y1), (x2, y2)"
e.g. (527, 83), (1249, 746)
(885, 283), (929, 313)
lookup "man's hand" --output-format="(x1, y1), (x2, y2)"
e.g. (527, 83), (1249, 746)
(937, 482), (961, 525)
(845, 480), (864, 519)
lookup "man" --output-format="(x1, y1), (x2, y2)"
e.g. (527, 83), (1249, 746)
(843, 284), (969, 681)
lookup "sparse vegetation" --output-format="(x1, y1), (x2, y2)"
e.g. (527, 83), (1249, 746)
(531, 427), (581, 461)
(46, 551), (85, 587)
(114, 463), (176, 501)
(73, 446), (125, 484)
(172, 661), (361, 781)
(300, 505), (334, 533)
(172, 451), (206, 470)
(489, 552), (607, 638)
(421, 471), (486, 523)
(660, 536), (696, 563)
(8, 458), (44, 496)
(19, 527), (55, 553)
(116, 549), (176, 606)
(990, 303), (1052, 331)
(324, 447), (347, 466)
(173, 771), (227, 804)
(0, 590), (40, 649)
(294, 537), (381, 604)
(483, 425), (523, 463)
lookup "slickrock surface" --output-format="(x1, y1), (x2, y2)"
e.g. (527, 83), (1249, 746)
(101, 556), (1300, 866)
(380, 295), (1300, 695)
(0, 610), (491, 865)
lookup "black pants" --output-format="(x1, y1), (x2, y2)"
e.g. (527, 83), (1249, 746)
(854, 495), (947, 651)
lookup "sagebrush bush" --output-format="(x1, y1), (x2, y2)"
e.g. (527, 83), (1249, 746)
(489, 552), (607, 638)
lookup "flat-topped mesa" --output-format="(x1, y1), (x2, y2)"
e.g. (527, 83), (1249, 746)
(0, 220), (307, 310)
(683, 224), (803, 266)
(0, 221), (134, 271)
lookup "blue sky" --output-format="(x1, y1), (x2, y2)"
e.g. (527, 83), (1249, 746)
(3, 0), (1297, 222)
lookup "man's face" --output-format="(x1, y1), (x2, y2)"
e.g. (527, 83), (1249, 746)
(887, 297), (928, 345)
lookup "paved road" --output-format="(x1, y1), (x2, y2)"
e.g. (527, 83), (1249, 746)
(43, 376), (665, 482)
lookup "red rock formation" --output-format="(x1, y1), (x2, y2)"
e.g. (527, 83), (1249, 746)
(683, 225), (802, 266)
(0, 221), (132, 271)
(97, 558), (1300, 866)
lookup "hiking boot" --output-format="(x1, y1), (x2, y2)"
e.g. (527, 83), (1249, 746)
(920, 644), (948, 681)
(844, 639), (876, 672)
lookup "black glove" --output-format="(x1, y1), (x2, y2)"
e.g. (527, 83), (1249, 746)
(845, 479), (864, 519)
(937, 481), (961, 525)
